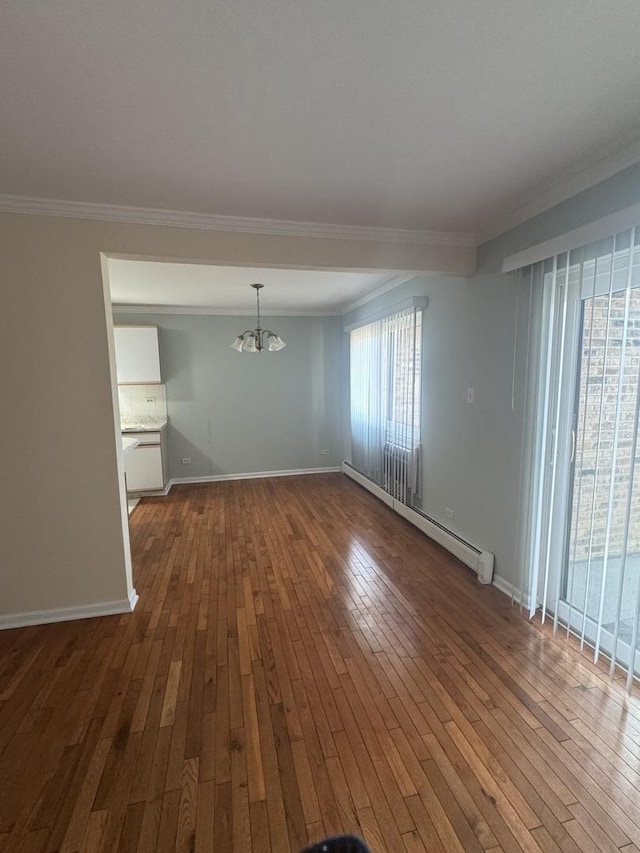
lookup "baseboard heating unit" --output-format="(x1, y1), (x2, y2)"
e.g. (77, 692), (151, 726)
(383, 441), (419, 502)
(342, 461), (494, 584)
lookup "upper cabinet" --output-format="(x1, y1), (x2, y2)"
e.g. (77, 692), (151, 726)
(114, 326), (161, 383)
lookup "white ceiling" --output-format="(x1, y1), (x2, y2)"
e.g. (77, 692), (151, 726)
(108, 259), (395, 314)
(2, 0), (640, 238)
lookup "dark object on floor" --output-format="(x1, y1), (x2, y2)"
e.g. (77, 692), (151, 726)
(301, 836), (371, 853)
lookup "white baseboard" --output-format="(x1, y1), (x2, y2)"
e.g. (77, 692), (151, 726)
(492, 575), (533, 612)
(342, 462), (495, 584)
(339, 462), (394, 507)
(0, 587), (138, 631)
(129, 484), (171, 497)
(128, 587), (139, 612)
(170, 466), (341, 486)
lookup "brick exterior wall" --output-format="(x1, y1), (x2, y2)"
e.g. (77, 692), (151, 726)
(569, 290), (640, 562)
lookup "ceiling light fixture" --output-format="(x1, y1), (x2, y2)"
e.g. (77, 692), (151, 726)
(230, 284), (286, 354)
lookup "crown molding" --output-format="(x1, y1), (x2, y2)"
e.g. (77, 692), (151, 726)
(0, 193), (476, 248)
(111, 303), (343, 317)
(477, 136), (640, 246)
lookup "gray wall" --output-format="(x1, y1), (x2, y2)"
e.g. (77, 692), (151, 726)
(343, 162), (640, 590)
(342, 274), (530, 587)
(114, 313), (344, 479)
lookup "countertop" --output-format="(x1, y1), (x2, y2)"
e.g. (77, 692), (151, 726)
(122, 436), (140, 455)
(121, 416), (168, 432)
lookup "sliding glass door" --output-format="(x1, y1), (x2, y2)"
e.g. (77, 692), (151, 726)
(531, 228), (640, 688)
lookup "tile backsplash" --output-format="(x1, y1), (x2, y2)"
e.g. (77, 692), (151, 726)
(118, 384), (167, 420)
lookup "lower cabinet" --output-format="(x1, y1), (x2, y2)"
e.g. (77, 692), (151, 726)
(123, 430), (168, 493)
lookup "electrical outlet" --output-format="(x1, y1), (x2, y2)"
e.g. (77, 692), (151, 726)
(145, 397), (156, 404)
(466, 387), (474, 404)
(180, 457), (192, 465)
(444, 506), (455, 520)
(321, 449), (330, 454)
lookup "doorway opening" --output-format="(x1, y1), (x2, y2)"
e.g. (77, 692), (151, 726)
(102, 255), (411, 584)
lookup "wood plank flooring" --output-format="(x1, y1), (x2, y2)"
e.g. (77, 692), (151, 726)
(1, 472), (640, 852)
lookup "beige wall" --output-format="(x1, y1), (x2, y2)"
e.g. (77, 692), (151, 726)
(0, 212), (475, 623)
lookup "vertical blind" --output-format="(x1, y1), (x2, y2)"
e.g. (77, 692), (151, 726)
(527, 226), (640, 690)
(349, 304), (423, 504)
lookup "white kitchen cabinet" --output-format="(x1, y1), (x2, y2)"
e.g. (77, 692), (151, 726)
(123, 429), (168, 492)
(124, 445), (164, 491)
(114, 326), (161, 384)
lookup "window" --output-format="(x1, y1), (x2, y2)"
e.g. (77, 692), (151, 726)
(349, 303), (423, 503)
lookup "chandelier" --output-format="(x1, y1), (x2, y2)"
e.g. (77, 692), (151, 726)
(230, 284), (286, 353)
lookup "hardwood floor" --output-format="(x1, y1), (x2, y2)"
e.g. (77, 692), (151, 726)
(1, 473), (640, 852)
